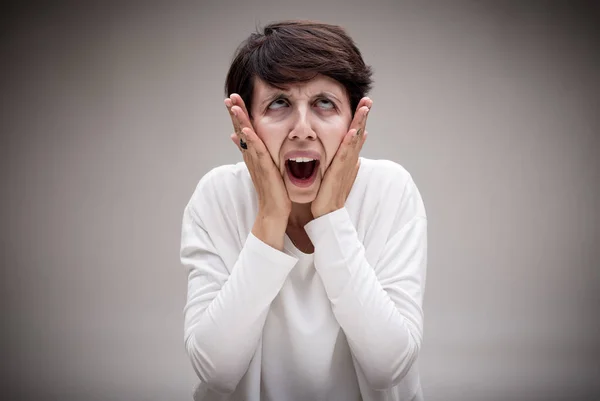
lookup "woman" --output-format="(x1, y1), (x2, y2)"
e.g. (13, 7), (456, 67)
(180, 20), (427, 401)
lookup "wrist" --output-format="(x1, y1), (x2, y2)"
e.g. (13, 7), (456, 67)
(311, 203), (343, 219)
(252, 213), (288, 251)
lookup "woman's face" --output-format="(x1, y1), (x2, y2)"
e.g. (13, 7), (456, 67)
(250, 75), (353, 204)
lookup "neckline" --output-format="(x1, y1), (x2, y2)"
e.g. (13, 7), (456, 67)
(284, 235), (314, 258)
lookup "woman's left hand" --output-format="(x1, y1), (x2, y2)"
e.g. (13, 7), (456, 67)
(311, 97), (373, 219)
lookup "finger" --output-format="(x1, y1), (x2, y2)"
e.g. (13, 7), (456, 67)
(332, 129), (356, 163)
(346, 128), (359, 144)
(228, 105), (258, 155)
(339, 125), (367, 155)
(224, 98), (242, 135)
(230, 132), (243, 152)
(354, 97), (372, 118)
(231, 105), (277, 166)
(357, 129), (368, 150)
(232, 105), (261, 152)
(231, 105), (254, 131)
(230, 94), (251, 120)
(349, 101), (372, 133)
(240, 126), (265, 158)
(356, 96), (371, 111)
(231, 133), (254, 172)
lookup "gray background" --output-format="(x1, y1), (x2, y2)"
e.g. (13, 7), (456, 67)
(1, 0), (599, 400)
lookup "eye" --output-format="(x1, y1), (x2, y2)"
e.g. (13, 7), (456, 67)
(315, 98), (335, 110)
(268, 98), (288, 110)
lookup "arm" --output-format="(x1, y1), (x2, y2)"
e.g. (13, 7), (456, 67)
(181, 201), (298, 394)
(182, 92), (295, 394)
(304, 177), (427, 391)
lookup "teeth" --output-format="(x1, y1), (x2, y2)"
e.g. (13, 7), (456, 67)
(288, 157), (315, 163)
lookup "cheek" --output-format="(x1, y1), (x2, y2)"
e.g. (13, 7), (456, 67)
(255, 124), (286, 168)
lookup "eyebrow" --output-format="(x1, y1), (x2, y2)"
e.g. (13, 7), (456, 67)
(260, 91), (342, 107)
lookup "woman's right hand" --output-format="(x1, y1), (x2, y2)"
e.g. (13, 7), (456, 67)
(225, 94), (291, 247)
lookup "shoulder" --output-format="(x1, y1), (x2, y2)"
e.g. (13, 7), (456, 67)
(359, 158), (420, 201)
(357, 158), (427, 220)
(194, 162), (250, 191)
(360, 158), (413, 185)
(184, 162), (254, 221)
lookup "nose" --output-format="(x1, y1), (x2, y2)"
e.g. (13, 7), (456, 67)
(288, 107), (316, 141)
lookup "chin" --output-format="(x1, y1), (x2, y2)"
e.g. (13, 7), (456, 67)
(286, 184), (319, 205)
(289, 195), (316, 204)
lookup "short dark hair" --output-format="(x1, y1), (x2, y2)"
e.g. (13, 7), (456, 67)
(224, 20), (373, 118)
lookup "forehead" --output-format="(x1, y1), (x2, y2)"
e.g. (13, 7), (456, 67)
(253, 74), (348, 101)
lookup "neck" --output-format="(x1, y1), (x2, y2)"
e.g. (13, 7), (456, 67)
(287, 202), (314, 229)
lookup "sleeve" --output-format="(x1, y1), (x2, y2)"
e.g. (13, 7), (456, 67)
(304, 176), (427, 391)
(180, 182), (298, 394)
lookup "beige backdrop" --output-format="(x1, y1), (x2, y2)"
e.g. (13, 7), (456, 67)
(2, 1), (599, 400)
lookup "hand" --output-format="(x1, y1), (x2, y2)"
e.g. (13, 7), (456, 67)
(311, 97), (373, 219)
(225, 94), (292, 223)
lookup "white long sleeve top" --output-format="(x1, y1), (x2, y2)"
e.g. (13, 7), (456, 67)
(180, 157), (428, 401)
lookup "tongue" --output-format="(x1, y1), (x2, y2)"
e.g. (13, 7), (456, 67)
(288, 160), (316, 180)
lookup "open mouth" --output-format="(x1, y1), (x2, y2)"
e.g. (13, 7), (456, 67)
(285, 158), (320, 187)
